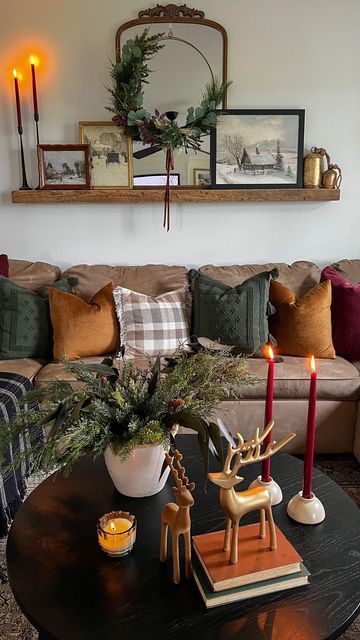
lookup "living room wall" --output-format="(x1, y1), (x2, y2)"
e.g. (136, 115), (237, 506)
(1, 0), (359, 269)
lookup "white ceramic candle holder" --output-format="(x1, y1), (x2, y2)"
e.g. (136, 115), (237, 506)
(287, 491), (325, 525)
(249, 475), (283, 506)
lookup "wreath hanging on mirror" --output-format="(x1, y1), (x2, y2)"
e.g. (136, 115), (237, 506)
(107, 29), (230, 230)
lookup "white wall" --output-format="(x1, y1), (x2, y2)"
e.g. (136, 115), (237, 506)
(1, 0), (359, 270)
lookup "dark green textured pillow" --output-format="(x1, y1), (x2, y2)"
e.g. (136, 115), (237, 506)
(0, 276), (78, 360)
(189, 268), (278, 355)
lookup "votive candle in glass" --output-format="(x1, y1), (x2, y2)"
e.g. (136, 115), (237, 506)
(97, 511), (136, 557)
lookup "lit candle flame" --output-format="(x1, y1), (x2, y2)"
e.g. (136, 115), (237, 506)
(310, 355), (316, 372)
(29, 55), (39, 67)
(110, 521), (116, 532)
(13, 69), (17, 78)
(267, 345), (274, 360)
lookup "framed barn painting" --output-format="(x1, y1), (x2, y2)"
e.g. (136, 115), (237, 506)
(79, 121), (132, 189)
(210, 109), (305, 189)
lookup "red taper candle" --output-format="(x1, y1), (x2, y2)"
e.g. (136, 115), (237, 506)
(30, 56), (39, 117)
(261, 345), (275, 482)
(13, 69), (22, 131)
(303, 355), (317, 499)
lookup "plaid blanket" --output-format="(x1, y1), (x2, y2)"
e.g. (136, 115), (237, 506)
(0, 373), (41, 537)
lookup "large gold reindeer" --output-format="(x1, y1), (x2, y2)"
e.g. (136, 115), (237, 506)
(209, 422), (295, 564)
(160, 449), (195, 584)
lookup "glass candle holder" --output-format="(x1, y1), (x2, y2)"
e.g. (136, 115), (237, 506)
(97, 511), (136, 557)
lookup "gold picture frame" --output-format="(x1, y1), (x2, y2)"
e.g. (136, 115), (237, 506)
(79, 121), (133, 189)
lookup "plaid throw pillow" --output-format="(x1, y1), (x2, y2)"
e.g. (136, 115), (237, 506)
(113, 286), (191, 359)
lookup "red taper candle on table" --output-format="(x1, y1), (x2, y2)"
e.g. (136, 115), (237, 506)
(302, 355), (317, 499)
(261, 345), (275, 483)
(13, 69), (22, 131)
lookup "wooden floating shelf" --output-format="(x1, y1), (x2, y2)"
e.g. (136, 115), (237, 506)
(11, 187), (340, 204)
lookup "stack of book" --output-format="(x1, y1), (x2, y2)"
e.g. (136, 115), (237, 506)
(192, 523), (310, 608)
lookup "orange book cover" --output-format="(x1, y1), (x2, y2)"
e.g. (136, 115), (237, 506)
(192, 523), (302, 591)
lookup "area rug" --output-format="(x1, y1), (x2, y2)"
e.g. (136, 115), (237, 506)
(0, 456), (359, 640)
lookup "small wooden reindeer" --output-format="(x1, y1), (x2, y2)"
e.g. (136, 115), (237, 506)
(160, 449), (195, 584)
(209, 421), (295, 564)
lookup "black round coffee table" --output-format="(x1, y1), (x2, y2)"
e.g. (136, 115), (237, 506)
(6, 436), (360, 640)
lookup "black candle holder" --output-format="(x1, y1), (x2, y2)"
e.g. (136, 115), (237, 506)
(18, 126), (31, 190)
(34, 113), (40, 189)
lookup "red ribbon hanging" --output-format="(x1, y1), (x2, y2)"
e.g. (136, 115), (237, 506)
(163, 148), (174, 232)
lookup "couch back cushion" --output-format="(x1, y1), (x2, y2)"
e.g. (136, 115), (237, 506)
(332, 259), (360, 284)
(199, 261), (320, 297)
(62, 264), (188, 301)
(8, 259), (61, 291)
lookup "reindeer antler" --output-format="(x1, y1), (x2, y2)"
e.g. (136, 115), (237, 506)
(165, 449), (195, 491)
(223, 422), (296, 478)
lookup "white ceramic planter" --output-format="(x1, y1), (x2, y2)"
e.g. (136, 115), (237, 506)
(104, 444), (170, 498)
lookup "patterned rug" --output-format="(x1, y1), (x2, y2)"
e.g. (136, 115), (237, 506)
(0, 456), (359, 640)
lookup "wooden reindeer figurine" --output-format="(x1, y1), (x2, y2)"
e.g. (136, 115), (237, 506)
(160, 449), (195, 584)
(209, 421), (295, 565)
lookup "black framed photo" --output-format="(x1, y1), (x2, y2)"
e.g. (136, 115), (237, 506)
(37, 144), (91, 189)
(210, 109), (305, 189)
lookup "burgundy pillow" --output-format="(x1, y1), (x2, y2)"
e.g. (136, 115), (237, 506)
(321, 266), (360, 359)
(0, 254), (8, 278)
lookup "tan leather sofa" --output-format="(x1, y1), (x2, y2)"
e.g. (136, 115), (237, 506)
(2, 258), (360, 461)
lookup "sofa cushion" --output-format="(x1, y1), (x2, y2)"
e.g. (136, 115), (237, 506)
(199, 261), (320, 297)
(0, 276), (77, 360)
(237, 355), (360, 401)
(8, 259), (61, 291)
(332, 259), (360, 284)
(269, 279), (335, 358)
(321, 266), (360, 360)
(33, 354), (360, 401)
(113, 286), (191, 359)
(189, 268), (277, 354)
(0, 358), (45, 381)
(62, 264), (188, 301)
(0, 255), (9, 277)
(34, 357), (105, 388)
(49, 283), (119, 361)
(34, 356), (150, 388)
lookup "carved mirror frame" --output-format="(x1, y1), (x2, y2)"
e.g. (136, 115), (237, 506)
(115, 4), (228, 108)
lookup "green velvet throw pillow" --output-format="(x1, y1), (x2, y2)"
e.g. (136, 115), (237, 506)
(189, 268), (278, 355)
(0, 276), (78, 360)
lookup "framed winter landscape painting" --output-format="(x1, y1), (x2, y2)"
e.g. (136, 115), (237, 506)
(79, 122), (132, 188)
(210, 109), (305, 189)
(37, 144), (91, 190)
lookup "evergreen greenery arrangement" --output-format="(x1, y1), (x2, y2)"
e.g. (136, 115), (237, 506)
(107, 29), (230, 153)
(0, 351), (255, 480)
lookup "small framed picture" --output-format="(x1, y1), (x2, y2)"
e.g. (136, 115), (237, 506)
(79, 121), (132, 189)
(210, 109), (305, 189)
(133, 173), (180, 187)
(193, 168), (211, 186)
(37, 144), (90, 189)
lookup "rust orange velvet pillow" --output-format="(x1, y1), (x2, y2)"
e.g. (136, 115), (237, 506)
(49, 283), (119, 361)
(269, 279), (335, 358)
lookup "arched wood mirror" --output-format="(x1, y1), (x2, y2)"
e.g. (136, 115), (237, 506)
(115, 4), (228, 187)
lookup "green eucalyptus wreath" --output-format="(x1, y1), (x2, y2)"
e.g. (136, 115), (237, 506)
(107, 29), (230, 152)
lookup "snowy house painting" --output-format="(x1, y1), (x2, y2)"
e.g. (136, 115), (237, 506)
(211, 110), (305, 188)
